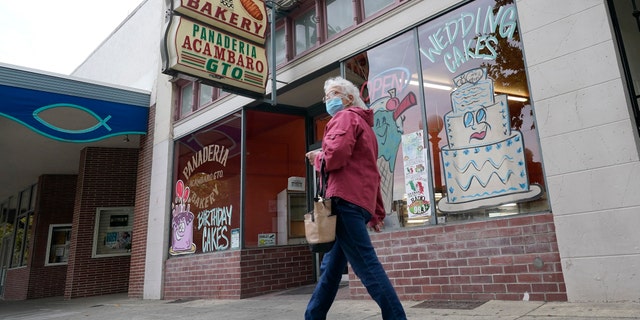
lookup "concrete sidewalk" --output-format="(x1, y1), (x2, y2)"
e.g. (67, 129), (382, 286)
(1, 284), (639, 320)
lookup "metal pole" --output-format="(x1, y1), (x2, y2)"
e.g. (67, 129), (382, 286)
(270, 2), (277, 106)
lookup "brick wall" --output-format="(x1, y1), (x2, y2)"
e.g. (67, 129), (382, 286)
(27, 175), (77, 299)
(65, 147), (138, 299)
(239, 246), (314, 298)
(3, 267), (29, 300)
(163, 245), (314, 300)
(128, 105), (155, 298)
(349, 212), (566, 302)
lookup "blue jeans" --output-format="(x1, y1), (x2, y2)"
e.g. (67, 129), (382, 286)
(304, 198), (407, 320)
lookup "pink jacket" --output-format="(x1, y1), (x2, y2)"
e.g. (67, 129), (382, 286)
(313, 107), (385, 226)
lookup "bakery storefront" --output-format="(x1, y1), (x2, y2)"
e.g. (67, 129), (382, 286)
(164, 0), (563, 302)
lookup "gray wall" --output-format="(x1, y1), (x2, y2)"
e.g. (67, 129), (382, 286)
(518, 0), (640, 302)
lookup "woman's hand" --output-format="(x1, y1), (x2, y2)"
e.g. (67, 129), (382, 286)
(368, 220), (384, 233)
(305, 151), (319, 163)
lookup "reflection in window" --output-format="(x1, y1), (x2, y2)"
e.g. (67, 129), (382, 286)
(295, 10), (318, 55)
(345, 31), (425, 228)
(180, 82), (194, 117)
(363, 0), (394, 18)
(267, 26), (287, 66)
(326, 0), (354, 38)
(198, 84), (214, 108)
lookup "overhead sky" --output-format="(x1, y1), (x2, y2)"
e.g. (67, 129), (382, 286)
(0, 1), (144, 75)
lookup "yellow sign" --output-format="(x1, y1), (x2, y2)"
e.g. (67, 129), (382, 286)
(173, 0), (267, 45)
(163, 15), (268, 95)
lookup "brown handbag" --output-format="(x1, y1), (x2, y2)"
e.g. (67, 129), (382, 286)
(304, 159), (336, 253)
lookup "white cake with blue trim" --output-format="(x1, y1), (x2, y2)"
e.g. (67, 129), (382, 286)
(439, 68), (534, 207)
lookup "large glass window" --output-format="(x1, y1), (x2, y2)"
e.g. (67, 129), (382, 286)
(244, 110), (307, 247)
(417, 0), (548, 221)
(171, 113), (242, 255)
(341, 0), (549, 228)
(294, 9), (318, 55)
(326, 0), (355, 38)
(345, 30), (427, 228)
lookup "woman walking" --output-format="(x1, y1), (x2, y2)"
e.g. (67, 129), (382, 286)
(304, 76), (407, 320)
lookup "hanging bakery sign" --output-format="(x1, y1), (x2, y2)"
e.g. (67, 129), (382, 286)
(162, 0), (268, 96)
(172, 0), (267, 45)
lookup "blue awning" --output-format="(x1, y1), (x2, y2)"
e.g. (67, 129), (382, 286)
(0, 64), (150, 143)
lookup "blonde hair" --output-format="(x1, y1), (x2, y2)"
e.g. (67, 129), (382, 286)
(324, 76), (367, 109)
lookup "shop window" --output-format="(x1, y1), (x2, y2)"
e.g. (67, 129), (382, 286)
(171, 113), (242, 255)
(342, 0), (549, 228)
(244, 110), (307, 247)
(92, 207), (133, 257)
(362, 0), (394, 18)
(417, 0), (548, 222)
(267, 25), (287, 66)
(45, 224), (71, 265)
(345, 30), (426, 228)
(326, 0), (355, 38)
(294, 9), (318, 55)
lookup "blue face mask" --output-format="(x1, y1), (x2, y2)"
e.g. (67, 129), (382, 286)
(325, 97), (344, 116)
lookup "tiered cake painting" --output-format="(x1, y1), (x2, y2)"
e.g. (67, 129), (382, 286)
(438, 68), (542, 212)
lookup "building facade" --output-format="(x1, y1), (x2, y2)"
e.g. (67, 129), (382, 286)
(1, 0), (639, 303)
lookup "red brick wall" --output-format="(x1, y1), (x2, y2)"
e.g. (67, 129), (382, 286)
(27, 175), (77, 299)
(65, 147), (138, 299)
(349, 212), (566, 302)
(128, 105), (155, 298)
(240, 246), (314, 298)
(164, 250), (242, 300)
(3, 267), (29, 300)
(163, 245), (314, 300)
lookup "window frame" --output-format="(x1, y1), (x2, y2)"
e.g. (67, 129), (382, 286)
(292, 5), (320, 56)
(45, 224), (72, 266)
(92, 207), (134, 258)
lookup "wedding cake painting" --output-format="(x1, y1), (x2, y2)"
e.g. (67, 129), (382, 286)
(438, 68), (542, 212)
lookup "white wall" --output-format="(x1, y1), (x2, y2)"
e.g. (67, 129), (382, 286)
(518, 0), (640, 302)
(72, 0), (161, 92)
(72, 0), (174, 300)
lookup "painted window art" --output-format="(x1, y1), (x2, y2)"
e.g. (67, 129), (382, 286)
(171, 113), (242, 255)
(418, 0), (548, 219)
(344, 0), (549, 226)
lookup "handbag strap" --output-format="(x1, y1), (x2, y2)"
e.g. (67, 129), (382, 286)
(315, 158), (329, 198)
